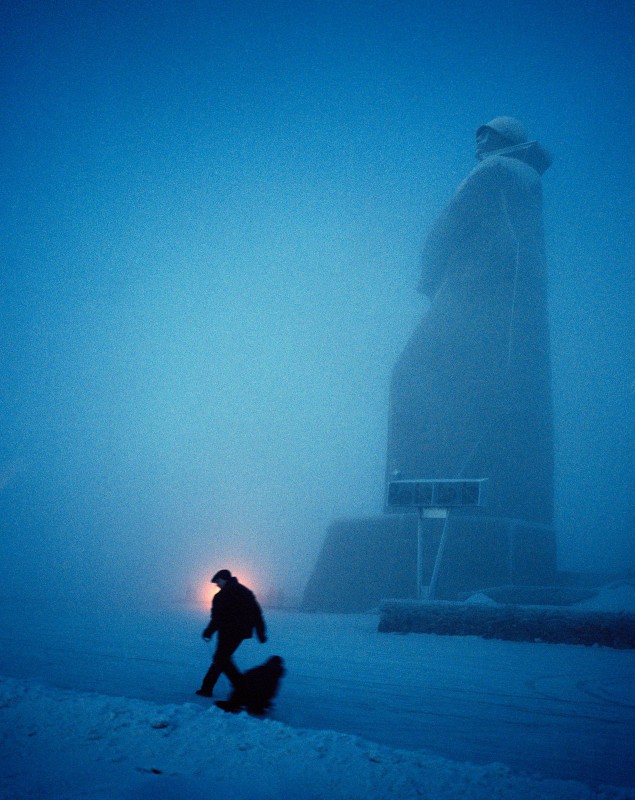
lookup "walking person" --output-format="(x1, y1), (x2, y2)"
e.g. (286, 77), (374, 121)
(196, 569), (267, 698)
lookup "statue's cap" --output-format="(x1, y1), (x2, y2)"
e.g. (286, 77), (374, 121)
(476, 116), (528, 146)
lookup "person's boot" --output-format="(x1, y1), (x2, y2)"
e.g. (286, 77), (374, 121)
(196, 664), (220, 697)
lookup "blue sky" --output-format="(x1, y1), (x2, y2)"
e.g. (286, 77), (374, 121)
(1, 0), (633, 604)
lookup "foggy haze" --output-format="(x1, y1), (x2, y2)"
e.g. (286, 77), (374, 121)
(1, 0), (633, 609)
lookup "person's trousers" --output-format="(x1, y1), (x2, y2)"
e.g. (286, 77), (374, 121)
(200, 633), (244, 694)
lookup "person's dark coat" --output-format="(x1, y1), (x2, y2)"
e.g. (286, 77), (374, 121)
(216, 656), (285, 715)
(203, 576), (266, 643)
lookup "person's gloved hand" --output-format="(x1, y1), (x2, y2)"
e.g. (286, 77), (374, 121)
(258, 632), (267, 644)
(202, 628), (212, 641)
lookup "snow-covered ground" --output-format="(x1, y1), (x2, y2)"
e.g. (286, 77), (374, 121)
(1, 586), (634, 799)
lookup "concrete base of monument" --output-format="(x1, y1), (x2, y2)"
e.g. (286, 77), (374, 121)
(300, 514), (557, 612)
(377, 598), (635, 649)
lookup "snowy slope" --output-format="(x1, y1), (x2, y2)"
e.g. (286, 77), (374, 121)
(1, 677), (632, 800)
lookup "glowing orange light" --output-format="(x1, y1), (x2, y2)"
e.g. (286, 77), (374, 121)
(195, 566), (261, 609)
(231, 568), (257, 594)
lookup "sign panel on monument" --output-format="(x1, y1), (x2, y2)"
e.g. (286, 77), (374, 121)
(386, 478), (487, 512)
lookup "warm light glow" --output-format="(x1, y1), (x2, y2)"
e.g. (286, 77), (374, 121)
(193, 566), (261, 609)
(196, 581), (216, 609)
(230, 568), (259, 596)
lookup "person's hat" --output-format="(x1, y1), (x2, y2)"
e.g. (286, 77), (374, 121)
(211, 569), (232, 583)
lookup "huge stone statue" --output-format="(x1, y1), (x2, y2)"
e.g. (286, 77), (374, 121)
(302, 118), (557, 611)
(388, 117), (553, 523)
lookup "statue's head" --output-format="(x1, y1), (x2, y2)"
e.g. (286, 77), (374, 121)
(476, 116), (528, 160)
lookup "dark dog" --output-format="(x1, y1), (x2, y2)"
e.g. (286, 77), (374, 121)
(215, 655), (285, 715)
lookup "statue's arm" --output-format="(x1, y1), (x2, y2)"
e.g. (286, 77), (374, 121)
(417, 171), (481, 298)
(418, 159), (521, 299)
(417, 204), (455, 298)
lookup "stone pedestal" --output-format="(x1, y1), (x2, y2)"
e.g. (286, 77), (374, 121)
(301, 514), (556, 611)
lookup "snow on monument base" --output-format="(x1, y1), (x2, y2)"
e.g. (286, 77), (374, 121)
(378, 600), (635, 649)
(301, 515), (556, 612)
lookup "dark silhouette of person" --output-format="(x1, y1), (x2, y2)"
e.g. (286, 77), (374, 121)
(196, 569), (267, 698)
(215, 655), (285, 715)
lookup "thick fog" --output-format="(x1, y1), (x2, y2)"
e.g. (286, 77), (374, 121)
(1, 1), (633, 609)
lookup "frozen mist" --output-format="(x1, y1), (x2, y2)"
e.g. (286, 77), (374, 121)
(1, 1), (634, 797)
(1, 0), (633, 613)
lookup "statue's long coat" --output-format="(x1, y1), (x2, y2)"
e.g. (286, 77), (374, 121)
(387, 148), (553, 524)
